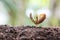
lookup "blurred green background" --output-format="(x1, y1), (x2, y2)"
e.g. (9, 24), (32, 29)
(0, 0), (60, 27)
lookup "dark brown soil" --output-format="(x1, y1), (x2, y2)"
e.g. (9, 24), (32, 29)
(0, 25), (60, 40)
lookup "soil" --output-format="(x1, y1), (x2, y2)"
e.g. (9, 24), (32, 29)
(0, 25), (60, 40)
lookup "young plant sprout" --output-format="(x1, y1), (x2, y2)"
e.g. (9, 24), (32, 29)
(30, 13), (46, 26)
(26, 8), (51, 27)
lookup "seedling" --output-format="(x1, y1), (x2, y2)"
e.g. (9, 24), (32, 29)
(30, 13), (46, 26)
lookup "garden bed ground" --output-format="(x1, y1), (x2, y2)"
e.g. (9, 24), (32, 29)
(0, 25), (60, 40)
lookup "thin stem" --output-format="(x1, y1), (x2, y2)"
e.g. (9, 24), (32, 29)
(30, 13), (36, 24)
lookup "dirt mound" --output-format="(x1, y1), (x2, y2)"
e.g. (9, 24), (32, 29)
(0, 25), (60, 40)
